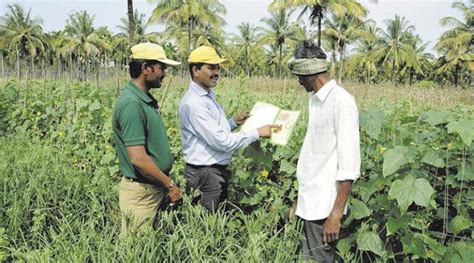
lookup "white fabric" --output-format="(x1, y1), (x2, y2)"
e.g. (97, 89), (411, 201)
(296, 79), (361, 221)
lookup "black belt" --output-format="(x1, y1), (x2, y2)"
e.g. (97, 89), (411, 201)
(186, 163), (228, 170)
(123, 176), (154, 185)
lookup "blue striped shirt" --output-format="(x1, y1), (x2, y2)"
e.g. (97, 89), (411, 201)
(179, 81), (259, 165)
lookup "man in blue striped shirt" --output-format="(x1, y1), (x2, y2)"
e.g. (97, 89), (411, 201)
(179, 46), (279, 212)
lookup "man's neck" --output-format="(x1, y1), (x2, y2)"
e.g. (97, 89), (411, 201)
(193, 80), (211, 93)
(314, 75), (330, 92)
(132, 78), (149, 93)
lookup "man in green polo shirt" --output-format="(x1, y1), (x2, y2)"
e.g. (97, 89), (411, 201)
(112, 43), (182, 235)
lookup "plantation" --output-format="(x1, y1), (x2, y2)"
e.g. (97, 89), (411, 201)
(0, 77), (472, 261)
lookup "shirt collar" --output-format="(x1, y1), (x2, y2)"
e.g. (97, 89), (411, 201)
(126, 81), (154, 104)
(190, 81), (216, 99)
(315, 79), (336, 102)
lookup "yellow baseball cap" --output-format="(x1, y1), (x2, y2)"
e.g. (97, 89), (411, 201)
(188, 46), (228, 64)
(131, 42), (181, 66)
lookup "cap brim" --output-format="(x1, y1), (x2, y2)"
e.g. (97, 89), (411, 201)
(157, 58), (181, 66)
(188, 58), (228, 64)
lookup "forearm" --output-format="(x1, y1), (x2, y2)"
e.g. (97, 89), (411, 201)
(132, 156), (172, 187)
(329, 180), (353, 219)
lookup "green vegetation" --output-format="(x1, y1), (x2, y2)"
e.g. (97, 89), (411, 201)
(0, 78), (472, 261)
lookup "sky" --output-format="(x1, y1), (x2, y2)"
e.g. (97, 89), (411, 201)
(0, 0), (463, 54)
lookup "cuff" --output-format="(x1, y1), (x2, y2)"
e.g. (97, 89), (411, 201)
(246, 129), (260, 142)
(228, 118), (238, 130)
(336, 170), (359, 182)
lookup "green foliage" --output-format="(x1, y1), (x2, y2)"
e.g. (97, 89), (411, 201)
(0, 79), (473, 261)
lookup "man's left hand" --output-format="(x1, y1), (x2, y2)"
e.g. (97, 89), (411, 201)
(234, 112), (250, 125)
(322, 213), (342, 244)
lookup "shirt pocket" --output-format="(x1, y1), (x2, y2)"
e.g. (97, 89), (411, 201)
(311, 124), (334, 153)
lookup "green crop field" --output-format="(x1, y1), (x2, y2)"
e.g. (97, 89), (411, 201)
(0, 77), (472, 261)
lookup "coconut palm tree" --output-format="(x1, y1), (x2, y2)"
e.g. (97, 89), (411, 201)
(231, 22), (261, 76)
(324, 13), (364, 82)
(62, 10), (111, 80)
(259, 10), (299, 77)
(117, 10), (154, 44)
(269, 0), (370, 47)
(370, 15), (420, 82)
(435, 0), (473, 86)
(0, 4), (46, 78)
(148, 0), (226, 51)
(346, 20), (380, 83)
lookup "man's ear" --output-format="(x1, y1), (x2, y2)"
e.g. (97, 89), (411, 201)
(191, 65), (199, 77)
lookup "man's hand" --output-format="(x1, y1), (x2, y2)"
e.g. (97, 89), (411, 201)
(168, 185), (183, 206)
(257, 124), (281, 138)
(322, 213), (342, 244)
(233, 112), (251, 125)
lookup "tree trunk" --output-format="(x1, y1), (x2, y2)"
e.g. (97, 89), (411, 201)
(278, 44), (282, 78)
(127, 0), (135, 46)
(16, 50), (20, 79)
(338, 46), (344, 83)
(188, 19), (193, 51)
(1, 54), (4, 77)
(317, 12), (322, 47)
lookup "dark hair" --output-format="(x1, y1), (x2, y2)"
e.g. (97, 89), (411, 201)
(294, 40), (327, 60)
(188, 63), (205, 79)
(129, 59), (160, 78)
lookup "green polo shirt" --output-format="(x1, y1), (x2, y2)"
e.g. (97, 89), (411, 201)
(112, 81), (173, 180)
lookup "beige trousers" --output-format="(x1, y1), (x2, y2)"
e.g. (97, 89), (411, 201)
(119, 177), (166, 236)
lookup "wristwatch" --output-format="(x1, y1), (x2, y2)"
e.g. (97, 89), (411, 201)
(168, 180), (174, 190)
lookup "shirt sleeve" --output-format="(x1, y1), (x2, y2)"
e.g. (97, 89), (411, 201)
(334, 96), (361, 181)
(183, 102), (259, 152)
(228, 117), (238, 130)
(118, 101), (146, 146)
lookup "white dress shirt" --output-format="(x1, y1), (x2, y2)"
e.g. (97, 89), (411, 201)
(296, 79), (361, 221)
(179, 81), (259, 165)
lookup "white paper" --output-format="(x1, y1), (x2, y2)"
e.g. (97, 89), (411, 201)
(240, 102), (280, 133)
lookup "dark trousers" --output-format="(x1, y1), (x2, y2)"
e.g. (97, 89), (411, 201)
(302, 218), (336, 262)
(183, 164), (231, 213)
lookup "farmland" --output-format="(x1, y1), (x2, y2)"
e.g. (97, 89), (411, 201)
(0, 77), (473, 261)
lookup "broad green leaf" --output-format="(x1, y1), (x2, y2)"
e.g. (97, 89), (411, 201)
(444, 242), (474, 263)
(421, 149), (445, 168)
(89, 100), (101, 111)
(350, 199), (372, 220)
(421, 234), (446, 258)
(420, 109), (450, 126)
(402, 233), (426, 257)
(360, 110), (385, 140)
(388, 174), (435, 212)
(279, 159), (296, 175)
(383, 146), (410, 176)
(447, 119), (474, 147)
(449, 215), (472, 235)
(456, 167), (474, 182)
(386, 214), (412, 236)
(356, 230), (384, 256)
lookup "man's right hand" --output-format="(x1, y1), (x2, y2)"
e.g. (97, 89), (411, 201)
(168, 185), (183, 205)
(257, 124), (282, 138)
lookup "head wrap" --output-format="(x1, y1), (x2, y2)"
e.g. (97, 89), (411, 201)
(287, 57), (328, 75)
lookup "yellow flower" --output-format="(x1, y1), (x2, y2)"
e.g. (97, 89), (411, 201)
(447, 142), (453, 150)
(379, 147), (387, 155)
(36, 112), (42, 117)
(260, 169), (269, 178)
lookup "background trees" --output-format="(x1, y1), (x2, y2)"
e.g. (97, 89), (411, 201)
(0, 0), (471, 87)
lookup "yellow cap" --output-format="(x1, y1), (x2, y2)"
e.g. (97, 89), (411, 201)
(131, 42), (181, 66)
(188, 46), (228, 64)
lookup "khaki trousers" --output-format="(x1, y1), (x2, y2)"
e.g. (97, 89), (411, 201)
(119, 177), (166, 236)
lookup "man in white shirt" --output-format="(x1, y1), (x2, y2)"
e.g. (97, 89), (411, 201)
(288, 40), (361, 262)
